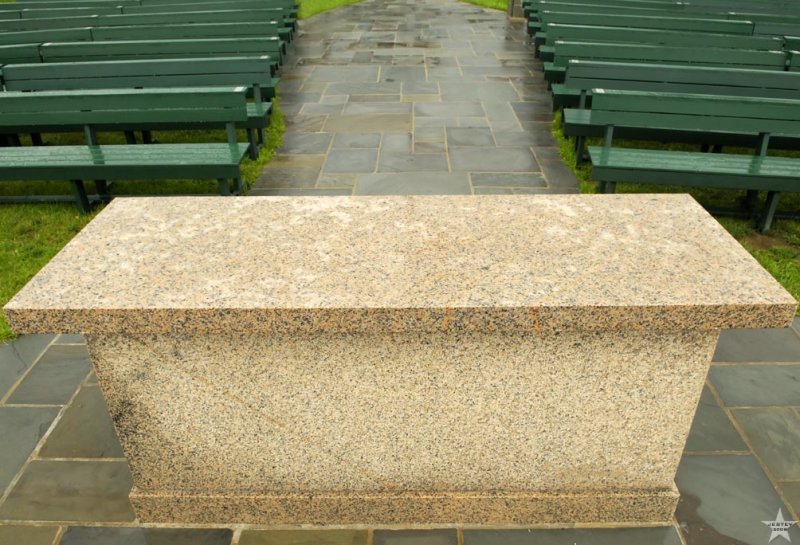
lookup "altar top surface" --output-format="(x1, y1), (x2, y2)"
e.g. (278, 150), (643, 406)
(5, 194), (796, 335)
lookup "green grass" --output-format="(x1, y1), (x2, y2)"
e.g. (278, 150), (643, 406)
(0, 100), (284, 342)
(298, 0), (365, 19)
(459, 0), (508, 10)
(552, 113), (800, 312)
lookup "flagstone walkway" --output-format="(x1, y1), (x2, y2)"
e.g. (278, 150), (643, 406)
(250, 0), (578, 196)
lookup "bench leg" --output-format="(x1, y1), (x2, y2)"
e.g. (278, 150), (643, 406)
(233, 177), (243, 195)
(574, 136), (586, 164)
(217, 179), (232, 196)
(257, 128), (266, 145)
(95, 180), (111, 201)
(759, 191), (781, 234)
(246, 129), (259, 160)
(744, 190), (759, 213)
(69, 180), (91, 214)
(31, 133), (44, 146)
(10, 134), (21, 147)
(124, 131), (137, 145)
(142, 131), (154, 145)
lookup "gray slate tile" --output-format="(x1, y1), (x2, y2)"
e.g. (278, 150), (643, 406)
(463, 528), (682, 545)
(470, 172), (546, 188)
(450, 147), (537, 172)
(6, 345), (91, 405)
(0, 335), (54, 400)
(709, 364), (800, 407)
(733, 408), (800, 480)
(684, 387), (747, 452)
(0, 525), (59, 545)
(378, 152), (448, 172)
(779, 481), (800, 516)
(374, 530), (456, 545)
(675, 455), (799, 545)
(0, 407), (59, 494)
(54, 334), (84, 345)
(39, 385), (123, 459)
(415, 102), (484, 117)
(59, 527), (233, 545)
(324, 149), (378, 173)
(446, 127), (494, 147)
(278, 133), (333, 155)
(0, 460), (135, 522)
(333, 133), (382, 148)
(239, 529), (368, 545)
(355, 172), (470, 195)
(714, 328), (800, 362)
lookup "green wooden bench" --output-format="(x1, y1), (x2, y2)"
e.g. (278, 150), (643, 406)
(531, 11), (754, 44)
(20, 6), (122, 17)
(556, 59), (800, 110)
(95, 10), (291, 39)
(0, 87), (252, 212)
(0, 14), (100, 32)
(41, 37), (284, 66)
(587, 89), (800, 232)
(90, 21), (285, 43)
(561, 61), (800, 158)
(2, 56), (275, 154)
(0, 27), (92, 46)
(789, 51), (800, 72)
(130, 0), (297, 20)
(122, 3), (296, 29)
(543, 40), (787, 84)
(0, 11), (292, 40)
(0, 0), (136, 8)
(0, 43), (42, 65)
(786, 36), (800, 50)
(536, 23), (782, 62)
(523, 0), (682, 19)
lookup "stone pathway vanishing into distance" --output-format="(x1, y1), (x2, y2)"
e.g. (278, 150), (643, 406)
(250, 0), (579, 196)
(1, 1), (800, 545)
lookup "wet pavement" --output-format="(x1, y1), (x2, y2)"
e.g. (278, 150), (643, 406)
(250, 0), (578, 196)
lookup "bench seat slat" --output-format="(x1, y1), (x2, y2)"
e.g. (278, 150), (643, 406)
(0, 144), (249, 180)
(588, 147), (800, 192)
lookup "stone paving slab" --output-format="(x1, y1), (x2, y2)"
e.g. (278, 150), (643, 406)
(251, 0), (578, 197)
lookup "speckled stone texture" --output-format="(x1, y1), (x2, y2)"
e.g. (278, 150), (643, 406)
(4, 195), (796, 525)
(91, 329), (711, 524)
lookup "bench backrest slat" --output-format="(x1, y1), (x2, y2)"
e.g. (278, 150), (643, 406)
(90, 21), (280, 41)
(554, 41), (786, 69)
(0, 27), (92, 46)
(21, 6), (122, 17)
(0, 43), (42, 64)
(3, 57), (273, 91)
(539, 11), (754, 35)
(590, 89), (800, 135)
(123, 3), (289, 15)
(95, 10), (282, 27)
(566, 60), (800, 99)
(40, 38), (282, 63)
(0, 14), (98, 32)
(544, 23), (782, 49)
(0, 87), (249, 126)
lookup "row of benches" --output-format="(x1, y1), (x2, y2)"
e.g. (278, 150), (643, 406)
(0, 0), (296, 210)
(522, 0), (800, 232)
(0, 37), (285, 66)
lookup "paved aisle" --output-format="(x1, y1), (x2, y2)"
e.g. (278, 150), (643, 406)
(250, 0), (578, 196)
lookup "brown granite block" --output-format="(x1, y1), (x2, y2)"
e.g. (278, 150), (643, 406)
(89, 328), (709, 524)
(4, 195), (795, 526)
